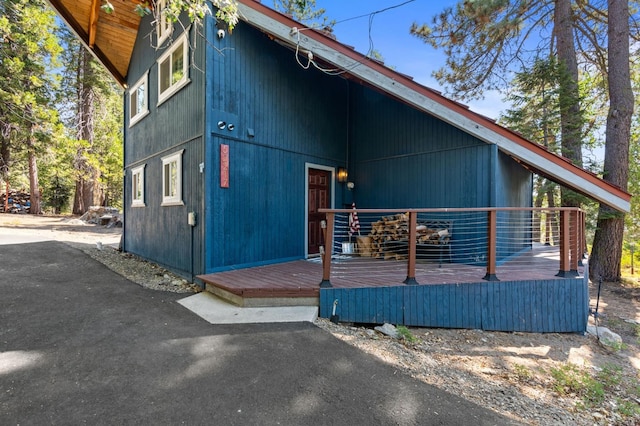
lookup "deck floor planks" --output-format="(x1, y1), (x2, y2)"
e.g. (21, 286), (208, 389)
(198, 246), (584, 300)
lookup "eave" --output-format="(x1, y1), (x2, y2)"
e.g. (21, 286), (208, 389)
(236, 0), (630, 213)
(46, 0), (142, 86)
(45, 0), (631, 212)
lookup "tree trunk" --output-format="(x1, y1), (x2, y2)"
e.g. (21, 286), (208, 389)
(533, 176), (544, 242)
(27, 125), (41, 215)
(590, 0), (633, 281)
(72, 48), (102, 215)
(546, 184), (558, 245)
(554, 0), (583, 207)
(1, 136), (9, 212)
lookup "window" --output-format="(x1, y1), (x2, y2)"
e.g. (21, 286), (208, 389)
(129, 72), (148, 126)
(156, 0), (172, 46)
(157, 33), (189, 104)
(131, 165), (146, 207)
(161, 150), (184, 206)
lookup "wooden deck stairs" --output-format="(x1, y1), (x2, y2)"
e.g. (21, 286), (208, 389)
(197, 260), (323, 308)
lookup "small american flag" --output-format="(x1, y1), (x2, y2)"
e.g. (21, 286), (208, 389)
(349, 202), (360, 236)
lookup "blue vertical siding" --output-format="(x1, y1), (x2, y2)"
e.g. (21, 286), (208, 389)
(320, 277), (588, 333)
(495, 150), (534, 260)
(204, 20), (349, 271)
(348, 84), (493, 209)
(123, 15), (205, 278)
(123, 11), (535, 277)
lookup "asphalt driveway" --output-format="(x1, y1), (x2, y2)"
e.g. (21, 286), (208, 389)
(0, 240), (519, 425)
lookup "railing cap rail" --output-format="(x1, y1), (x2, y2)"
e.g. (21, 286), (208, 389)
(319, 207), (584, 214)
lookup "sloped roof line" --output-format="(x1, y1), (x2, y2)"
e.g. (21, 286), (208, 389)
(45, 0), (631, 212)
(237, 0), (630, 213)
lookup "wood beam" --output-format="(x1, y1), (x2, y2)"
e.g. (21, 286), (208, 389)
(88, 0), (100, 48)
(45, 0), (126, 86)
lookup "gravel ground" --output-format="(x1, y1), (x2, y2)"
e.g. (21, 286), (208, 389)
(3, 214), (640, 425)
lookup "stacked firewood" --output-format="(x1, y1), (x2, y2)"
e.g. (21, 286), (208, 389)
(1, 191), (30, 213)
(356, 213), (449, 260)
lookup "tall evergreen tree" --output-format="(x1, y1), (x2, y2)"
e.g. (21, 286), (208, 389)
(58, 28), (123, 213)
(412, 0), (636, 281)
(0, 0), (61, 214)
(590, 0), (634, 281)
(410, 0), (586, 206)
(273, 0), (331, 27)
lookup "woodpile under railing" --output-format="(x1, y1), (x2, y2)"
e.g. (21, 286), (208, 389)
(318, 207), (586, 288)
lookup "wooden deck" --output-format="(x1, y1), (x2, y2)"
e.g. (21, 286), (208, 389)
(197, 245), (582, 299)
(198, 246), (590, 332)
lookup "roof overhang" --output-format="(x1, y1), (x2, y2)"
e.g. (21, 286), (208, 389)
(45, 0), (631, 212)
(46, 0), (142, 85)
(236, 0), (630, 213)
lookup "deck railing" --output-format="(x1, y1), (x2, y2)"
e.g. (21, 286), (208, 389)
(317, 207), (586, 287)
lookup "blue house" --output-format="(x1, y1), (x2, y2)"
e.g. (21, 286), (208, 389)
(50, 1), (630, 331)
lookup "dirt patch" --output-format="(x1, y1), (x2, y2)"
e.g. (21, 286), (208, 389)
(314, 278), (640, 425)
(3, 213), (640, 424)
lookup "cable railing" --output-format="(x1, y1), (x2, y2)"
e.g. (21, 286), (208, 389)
(317, 207), (586, 287)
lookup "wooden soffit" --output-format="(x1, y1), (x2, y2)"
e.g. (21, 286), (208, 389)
(46, 0), (142, 86)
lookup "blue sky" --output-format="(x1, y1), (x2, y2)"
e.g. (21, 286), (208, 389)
(311, 0), (508, 119)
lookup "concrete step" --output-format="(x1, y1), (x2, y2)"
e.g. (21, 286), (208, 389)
(178, 291), (318, 324)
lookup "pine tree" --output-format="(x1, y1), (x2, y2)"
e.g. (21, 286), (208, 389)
(0, 0), (62, 214)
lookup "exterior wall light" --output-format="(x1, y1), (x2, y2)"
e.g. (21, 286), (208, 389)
(217, 121), (226, 130)
(227, 123), (235, 131)
(337, 167), (348, 183)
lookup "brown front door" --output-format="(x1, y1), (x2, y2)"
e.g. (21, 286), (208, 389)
(308, 168), (331, 255)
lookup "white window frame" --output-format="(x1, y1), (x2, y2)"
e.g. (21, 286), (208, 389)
(157, 32), (189, 105)
(129, 71), (149, 127)
(131, 164), (146, 207)
(156, 0), (172, 46)
(161, 150), (184, 206)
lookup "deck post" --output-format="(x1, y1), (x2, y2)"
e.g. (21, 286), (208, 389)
(404, 210), (418, 285)
(556, 210), (574, 277)
(483, 209), (499, 281)
(319, 213), (334, 288)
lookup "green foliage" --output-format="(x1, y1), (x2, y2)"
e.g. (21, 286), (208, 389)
(550, 362), (640, 415)
(512, 363), (533, 382)
(56, 26), (123, 212)
(410, 0), (550, 100)
(43, 175), (73, 214)
(0, 4), (124, 214)
(500, 58), (562, 150)
(396, 325), (419, 344)
(617, 398), (640, 418)
(273, 0), (333, 29)
(0, 0), (62, 212)
(596, 363), (623, 388)
(101, 0), (239, 31)
(550, 363), (605, 408)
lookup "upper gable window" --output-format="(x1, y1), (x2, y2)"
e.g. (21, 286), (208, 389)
(156, 0), (172, 46)
(129, 71), (149, 126)
(157, 32), (189, 105)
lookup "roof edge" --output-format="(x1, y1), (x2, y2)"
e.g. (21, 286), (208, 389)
(236, 0), (630, 213)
